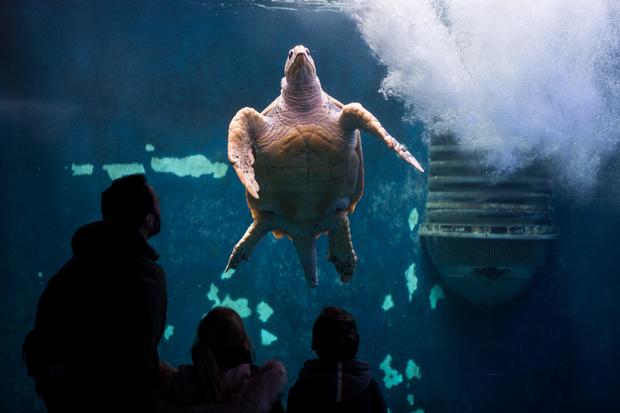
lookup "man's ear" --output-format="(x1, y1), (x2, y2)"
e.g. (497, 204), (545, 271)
(139, 212), (155, 239)
(144, 212), (155, 229)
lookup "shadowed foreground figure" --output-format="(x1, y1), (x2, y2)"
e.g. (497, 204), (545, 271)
(158, 307), (286, 413)
(226, 44), (424, 287)
(286, 307), (387, 413)
(23, 174), (167, 412)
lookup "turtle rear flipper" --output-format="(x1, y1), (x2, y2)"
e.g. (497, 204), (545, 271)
(327, 211), (357, 282)
(226, 213), (273, 271)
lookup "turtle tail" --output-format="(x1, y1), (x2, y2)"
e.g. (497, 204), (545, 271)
(292, 236), (318, 288)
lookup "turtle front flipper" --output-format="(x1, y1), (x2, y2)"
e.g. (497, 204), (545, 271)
(292, 236), (318, 288)
(228, 107), (266, 199)
(327, 211), (357, 283)
(226, 213), (274, 271)
(339, 103), (425, 173)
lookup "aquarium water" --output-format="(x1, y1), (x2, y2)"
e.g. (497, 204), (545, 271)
(1, 1), (619, 412)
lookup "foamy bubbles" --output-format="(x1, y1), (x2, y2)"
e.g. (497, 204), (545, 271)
(349, 0), (620, 194)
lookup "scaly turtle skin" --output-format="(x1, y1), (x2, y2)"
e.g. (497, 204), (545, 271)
(226, 45), (424, 287)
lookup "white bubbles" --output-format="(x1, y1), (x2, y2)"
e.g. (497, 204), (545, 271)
(349, 0), (620, 194)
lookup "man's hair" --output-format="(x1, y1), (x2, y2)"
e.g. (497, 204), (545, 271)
(101, 174), (155, 231)
(312, 306), (359, 361)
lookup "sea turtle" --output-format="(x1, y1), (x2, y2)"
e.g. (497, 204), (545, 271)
(226, 45), (424, 287)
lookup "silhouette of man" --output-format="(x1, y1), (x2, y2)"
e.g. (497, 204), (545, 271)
(24, 174), (167, 412)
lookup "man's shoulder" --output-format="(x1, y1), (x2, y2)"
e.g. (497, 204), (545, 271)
(134, 254), (165, 271)
(132, 255), (167, 285)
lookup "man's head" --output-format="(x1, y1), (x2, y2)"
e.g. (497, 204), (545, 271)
(101, 174), (161, 239)
(312, 306), (359, 361)
(284, 44), (317, 85)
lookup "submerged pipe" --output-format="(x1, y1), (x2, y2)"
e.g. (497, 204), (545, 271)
(419, 133), (559, 305)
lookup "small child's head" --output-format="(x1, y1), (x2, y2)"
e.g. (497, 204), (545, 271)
(311, 306), (359, 361)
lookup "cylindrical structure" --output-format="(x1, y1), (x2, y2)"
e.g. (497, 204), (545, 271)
(419, 134), (559, 305)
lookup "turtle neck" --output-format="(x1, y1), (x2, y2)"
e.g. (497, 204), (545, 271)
(281, 77), (324, 113)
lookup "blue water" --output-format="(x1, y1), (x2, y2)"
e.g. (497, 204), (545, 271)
(1, 1), (619, 412)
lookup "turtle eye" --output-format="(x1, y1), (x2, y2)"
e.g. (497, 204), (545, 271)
(288, 50), (293, 59)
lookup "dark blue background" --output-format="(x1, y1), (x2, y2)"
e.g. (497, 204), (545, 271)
(1, 1), (619, 412)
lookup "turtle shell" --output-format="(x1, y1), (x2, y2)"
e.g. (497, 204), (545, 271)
(246, 97), (364, 224)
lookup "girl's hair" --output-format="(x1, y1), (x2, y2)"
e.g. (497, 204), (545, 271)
(190, 307), (253, 403)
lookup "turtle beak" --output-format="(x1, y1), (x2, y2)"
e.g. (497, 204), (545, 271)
(292, 52), (309, 70)
(285, 46), (316, 82)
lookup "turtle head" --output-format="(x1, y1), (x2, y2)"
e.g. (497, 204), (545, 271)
(284, 45), (317, 85)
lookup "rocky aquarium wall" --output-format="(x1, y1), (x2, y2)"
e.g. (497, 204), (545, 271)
(1, 1), (620, 412)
